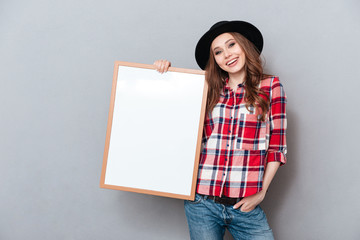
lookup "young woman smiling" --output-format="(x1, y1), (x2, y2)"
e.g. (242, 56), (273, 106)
(154, 20), (287, 240)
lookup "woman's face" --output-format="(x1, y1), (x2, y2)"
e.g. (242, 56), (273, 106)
(211, 33), (246, 76)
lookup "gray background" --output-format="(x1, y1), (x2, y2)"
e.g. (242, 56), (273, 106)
(1, 0), (359, 239)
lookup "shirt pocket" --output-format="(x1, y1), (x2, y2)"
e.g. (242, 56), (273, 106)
(236, 113), (267, 150)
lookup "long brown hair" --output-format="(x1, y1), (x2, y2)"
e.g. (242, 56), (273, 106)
(205, 32), (270, 121)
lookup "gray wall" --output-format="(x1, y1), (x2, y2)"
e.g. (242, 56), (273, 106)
(1, 0), (359, 239)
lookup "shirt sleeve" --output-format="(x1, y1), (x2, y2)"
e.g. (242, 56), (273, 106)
(266, 77), (287, 165)
(202, 113), (213, 147)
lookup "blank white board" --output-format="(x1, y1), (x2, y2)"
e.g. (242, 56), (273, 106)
(100, 61), (207, 200)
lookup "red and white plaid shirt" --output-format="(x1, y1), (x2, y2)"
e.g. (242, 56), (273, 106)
(196, 76), (287, 198)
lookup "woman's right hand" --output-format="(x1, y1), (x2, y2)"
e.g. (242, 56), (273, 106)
(153, 59), (171, 74)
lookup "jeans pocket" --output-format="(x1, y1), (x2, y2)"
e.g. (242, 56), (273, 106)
(239, 205), (259, 215)
(186, 194), (203, 204)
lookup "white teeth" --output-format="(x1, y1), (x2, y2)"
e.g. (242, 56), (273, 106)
(227, 59), (237, 65)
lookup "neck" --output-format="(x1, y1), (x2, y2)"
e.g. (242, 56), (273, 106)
(228, 71), (246, 91)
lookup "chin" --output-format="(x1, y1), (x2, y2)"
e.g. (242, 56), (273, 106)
(227, 67), (243, 74)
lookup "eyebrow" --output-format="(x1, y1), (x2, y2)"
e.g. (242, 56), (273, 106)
(212, 38), (235, 51)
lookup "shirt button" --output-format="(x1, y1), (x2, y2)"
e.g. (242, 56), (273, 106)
(228, 130), (231, 133)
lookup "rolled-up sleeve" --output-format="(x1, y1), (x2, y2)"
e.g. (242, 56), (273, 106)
(266, 77), (287, 165)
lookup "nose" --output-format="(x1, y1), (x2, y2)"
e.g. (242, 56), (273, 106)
(224, 49), (231, 58)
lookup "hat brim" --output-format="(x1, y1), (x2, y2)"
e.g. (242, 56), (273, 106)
(195, 21), (263, 70)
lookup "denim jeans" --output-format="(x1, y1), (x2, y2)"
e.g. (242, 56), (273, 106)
(184, 194), (274, 240)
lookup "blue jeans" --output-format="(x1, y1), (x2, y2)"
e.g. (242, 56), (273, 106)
(184, 194), (274, 240)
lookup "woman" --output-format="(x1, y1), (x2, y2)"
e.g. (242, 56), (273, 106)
(155, 20), (287, 240)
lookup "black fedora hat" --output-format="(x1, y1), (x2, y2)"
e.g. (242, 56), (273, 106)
(195, 20), (263, 70)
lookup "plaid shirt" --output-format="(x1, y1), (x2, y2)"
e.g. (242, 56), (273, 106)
(196, 76), (287, 198)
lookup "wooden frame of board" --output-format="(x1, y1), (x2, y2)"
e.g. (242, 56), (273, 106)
(100, 61), (207, 200)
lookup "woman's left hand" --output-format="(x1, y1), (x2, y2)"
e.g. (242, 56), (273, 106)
(233, 190), (266, 212)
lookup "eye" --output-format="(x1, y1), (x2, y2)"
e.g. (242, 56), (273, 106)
(229, 42), (236, 48)
(214, 50), (222, 55)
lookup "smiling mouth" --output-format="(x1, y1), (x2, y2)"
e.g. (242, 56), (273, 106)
(226, 58), (238, 66)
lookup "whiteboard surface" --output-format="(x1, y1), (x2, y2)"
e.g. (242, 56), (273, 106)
(104, 65), (205, 197)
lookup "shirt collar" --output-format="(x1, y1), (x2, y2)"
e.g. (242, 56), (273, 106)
(223, 77), (245, 92)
